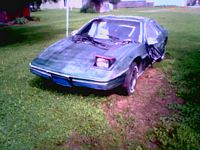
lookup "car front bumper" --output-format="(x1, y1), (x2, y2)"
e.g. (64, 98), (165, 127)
(30, 64), (125, 90)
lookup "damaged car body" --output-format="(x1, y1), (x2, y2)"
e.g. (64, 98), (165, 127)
(30, 16), (168, 95)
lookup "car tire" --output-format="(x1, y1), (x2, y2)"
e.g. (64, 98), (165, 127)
(123, 62), (138, 96)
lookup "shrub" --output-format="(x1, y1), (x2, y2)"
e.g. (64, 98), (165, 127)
(80, 4), (96, 13)
(14, 17), (28, 24)
(149, 124), (200, 150)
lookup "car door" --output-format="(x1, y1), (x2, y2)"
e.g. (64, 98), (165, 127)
(153, 21), (167, 52)
(146, 20), (165, 61)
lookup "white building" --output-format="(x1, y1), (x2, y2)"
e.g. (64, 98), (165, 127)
(40, 0), (198, 10)
(154, 0), (188, 6)
(120, 0), (197, 7)
(41, 0), (83, 9)
(118, 0), (154, 8)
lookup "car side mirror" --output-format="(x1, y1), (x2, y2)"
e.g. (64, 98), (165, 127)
(71, 30), (78, 36)
(147, 37), (158, 45)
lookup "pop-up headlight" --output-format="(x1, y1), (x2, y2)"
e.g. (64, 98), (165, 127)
(95, 55), (116, 68)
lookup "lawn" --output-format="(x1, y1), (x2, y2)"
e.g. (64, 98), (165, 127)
(0, 8), (200, 149)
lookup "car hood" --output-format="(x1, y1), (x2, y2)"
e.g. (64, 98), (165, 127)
(31, 37), (141, 80)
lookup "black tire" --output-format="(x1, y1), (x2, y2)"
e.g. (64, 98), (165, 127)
(123, 62), (138, 96)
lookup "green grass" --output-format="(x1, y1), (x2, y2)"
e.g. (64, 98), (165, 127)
(0, 8), (200, 149)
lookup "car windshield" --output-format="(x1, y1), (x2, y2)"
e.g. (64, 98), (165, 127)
(80, 19), (141, 43)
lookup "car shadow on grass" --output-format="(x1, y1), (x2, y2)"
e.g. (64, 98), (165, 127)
(29, 77), (125, 97)
(0, 25), (64, 47)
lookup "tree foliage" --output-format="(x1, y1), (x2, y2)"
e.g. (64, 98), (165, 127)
(81, 0), (105, 13)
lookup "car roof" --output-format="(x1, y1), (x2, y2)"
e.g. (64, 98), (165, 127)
(97, 15), (150, 23)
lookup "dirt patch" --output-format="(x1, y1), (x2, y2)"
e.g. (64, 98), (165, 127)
(102, 68), (183, 142)
(62, 132), (100, 150)
(63, 68), (184, 149)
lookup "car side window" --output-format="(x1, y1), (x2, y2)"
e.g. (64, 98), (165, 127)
(146, 21), (160, 38)
(153, 22), (162, 35)
(155, 23), (162, 31)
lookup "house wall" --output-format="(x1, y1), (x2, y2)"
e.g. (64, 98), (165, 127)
(118, 0), (154, 8)
(146, 0), (154, 2)
(120, 0), (189, 6)
(121, 0), (145, 1)
(0, 6), (30, 22)
(41, 0), (83, 9)
(41, 1), (64, 9)
(154, 0), (187, 6)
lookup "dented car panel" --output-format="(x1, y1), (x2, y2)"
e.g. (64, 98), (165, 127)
(30, 16), (168, 92)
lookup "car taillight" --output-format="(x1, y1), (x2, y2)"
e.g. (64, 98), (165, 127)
(95, 55), (115, 68)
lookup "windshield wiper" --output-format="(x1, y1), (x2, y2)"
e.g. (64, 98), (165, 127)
(107, 34), (120, 41)
(122, 38), (133, 44)
(72, 33), (92, 42)
(122, 39), (140, 44)
(107, 35), (136, 44)
(91, 38), (107, 48)
(73, 34), (106, 48)
(82, 34), (93, 41)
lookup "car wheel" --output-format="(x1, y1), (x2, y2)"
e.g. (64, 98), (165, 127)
(123, 62), (138, 96)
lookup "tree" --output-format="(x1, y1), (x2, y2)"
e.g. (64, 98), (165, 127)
(81, 0), (105, 13)
(92, 0), (104, 12)
(109, 0), (120, 5)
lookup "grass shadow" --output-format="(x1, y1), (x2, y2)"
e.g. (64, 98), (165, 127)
(0, 24), (64, 47)
(29, 77), (125, 97)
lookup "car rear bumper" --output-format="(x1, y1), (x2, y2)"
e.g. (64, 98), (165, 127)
(30, 64), (125, 90)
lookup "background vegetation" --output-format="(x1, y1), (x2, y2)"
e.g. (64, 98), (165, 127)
(0, 8), (200, 149)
